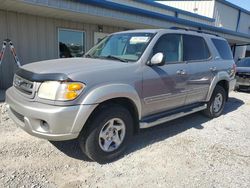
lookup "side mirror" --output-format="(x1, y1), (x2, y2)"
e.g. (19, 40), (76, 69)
(149, 52), (164, 66)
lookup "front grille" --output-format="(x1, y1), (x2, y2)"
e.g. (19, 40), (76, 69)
(13, 74), (34, 95)
(236, 72), (250, 78)
(239, 85), (250, 90)
(10, 108), (24, 122)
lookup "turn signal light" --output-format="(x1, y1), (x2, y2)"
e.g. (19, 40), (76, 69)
(68, 83), (83, 91)
(65, 91), (78, 100)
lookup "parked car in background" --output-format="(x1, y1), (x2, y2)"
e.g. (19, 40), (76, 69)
(6, 28), (236, 163)
(235, 57), (250, 91)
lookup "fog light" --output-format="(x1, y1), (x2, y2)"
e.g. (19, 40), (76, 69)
(40, 120), (49, 131)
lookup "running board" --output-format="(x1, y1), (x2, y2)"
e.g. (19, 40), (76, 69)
(139, 104), (207, 129)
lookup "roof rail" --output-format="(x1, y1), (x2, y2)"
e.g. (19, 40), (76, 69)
(170, 27), (219, 37)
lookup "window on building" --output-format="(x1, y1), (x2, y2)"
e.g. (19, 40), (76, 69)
(153, 34), (182, 63)
(183, 35), (210, 61)
(211, 38), (233, 60)
(58, 28), (85, 58)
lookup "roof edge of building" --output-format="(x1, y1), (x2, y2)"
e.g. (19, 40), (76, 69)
(79, 0), (250, 40)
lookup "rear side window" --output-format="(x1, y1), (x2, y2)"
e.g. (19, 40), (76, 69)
(211, 38), (233, 60)
(183, 35), (210, 61)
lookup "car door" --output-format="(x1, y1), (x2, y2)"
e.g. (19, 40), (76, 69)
(183, 34), (214, 105)
(142, 34), (189, 117)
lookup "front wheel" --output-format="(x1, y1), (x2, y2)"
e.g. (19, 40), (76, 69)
(78, 104), (134, 164)
(203, 85), (226, 118)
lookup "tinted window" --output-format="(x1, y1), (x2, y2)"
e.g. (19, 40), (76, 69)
(153, 34), (182, 63)
(237, 58), (250, 67)
(183, 35), (210, 61)
(211, 38), (233, 60)
(59, 29), (85, 58)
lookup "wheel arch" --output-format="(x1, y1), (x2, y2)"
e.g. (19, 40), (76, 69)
(87, 97), (140, 134)
(216, 80), (229, 101)
(206, 72), (230, 101)
(79, 84), (142, 134)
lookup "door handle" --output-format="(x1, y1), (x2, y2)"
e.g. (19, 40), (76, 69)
(210, 67), (217, 72)
(177, 70), (187, 75)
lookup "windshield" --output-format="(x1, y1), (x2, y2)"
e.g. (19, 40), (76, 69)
(86, 32), (154, 62)
(237, 58), (250, 67)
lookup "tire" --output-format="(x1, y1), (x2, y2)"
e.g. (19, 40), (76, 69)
(78, 104), (134, 164)
(234, 85), (239, 91)
(203, 85), (226, 118)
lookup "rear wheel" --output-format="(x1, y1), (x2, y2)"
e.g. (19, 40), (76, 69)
(203, 85), (226, 118)
(78, 104), (133, 164)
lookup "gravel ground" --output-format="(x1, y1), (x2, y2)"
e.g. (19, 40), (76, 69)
(0, 91), (250, 188)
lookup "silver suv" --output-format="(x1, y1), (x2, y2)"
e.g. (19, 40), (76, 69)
(6, 29), (236, 163)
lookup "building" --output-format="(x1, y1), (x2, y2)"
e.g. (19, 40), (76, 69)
(0, 0), (250, 89)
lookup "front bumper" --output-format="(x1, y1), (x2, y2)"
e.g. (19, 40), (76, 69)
(235, 76), (250, 87)
(5, 87), (97, 141)
(229, 78), (237, 92)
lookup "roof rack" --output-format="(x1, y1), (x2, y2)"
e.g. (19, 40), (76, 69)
(170, 27), (219, 37)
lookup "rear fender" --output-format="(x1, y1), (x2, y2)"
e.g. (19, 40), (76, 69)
(206, 71), (230, 101)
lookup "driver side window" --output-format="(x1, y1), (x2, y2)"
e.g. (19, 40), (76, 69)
(153, 34), (183, 63)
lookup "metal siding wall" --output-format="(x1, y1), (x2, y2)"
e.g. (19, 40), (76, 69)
(238, 12), (250, 34)
(0, 10), (123, 89)
(18, 14), (27, 65)
(0, 10), (9, 89)
(46, 18), (56, 59)
(0, 11), (19, 89)
(234, 12), (250, 59)
(177, 14), (211, 25)
(214, 1), (238, 30)
(29, 15), (39, 62)
(156, 1), (215, 18)
(37, 17), (47, 60)
(235, 46), (247, 60)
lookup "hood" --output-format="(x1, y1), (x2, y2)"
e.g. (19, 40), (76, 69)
(236, 67), (250, 73)
(21, 57), (127, 75)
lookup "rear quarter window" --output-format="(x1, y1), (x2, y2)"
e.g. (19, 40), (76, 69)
(211, 38), (233, 60)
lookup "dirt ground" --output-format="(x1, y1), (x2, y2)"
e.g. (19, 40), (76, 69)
(0, 91), (250, 188)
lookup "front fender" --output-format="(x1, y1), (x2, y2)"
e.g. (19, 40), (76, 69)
(81, 84), (142, 119)
(206, 71), (230, 101)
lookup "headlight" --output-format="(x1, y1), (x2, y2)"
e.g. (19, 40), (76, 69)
(38, 81), (85, 101)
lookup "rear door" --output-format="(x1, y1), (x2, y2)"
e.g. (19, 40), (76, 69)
(183, 34), (214, 105)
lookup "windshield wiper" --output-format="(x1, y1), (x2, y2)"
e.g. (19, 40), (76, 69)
(104, 55), (128, 62)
